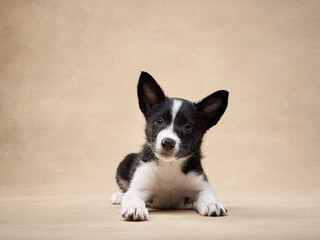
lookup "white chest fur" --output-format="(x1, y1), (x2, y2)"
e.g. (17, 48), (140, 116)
(129, 159), (209, 208)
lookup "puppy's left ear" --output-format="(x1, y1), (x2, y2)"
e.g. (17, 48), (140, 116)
(196, 90), (229, 130)
(137, 71), (165, 115)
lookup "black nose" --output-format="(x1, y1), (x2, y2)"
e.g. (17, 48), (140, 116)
(161, 138), (176, 151)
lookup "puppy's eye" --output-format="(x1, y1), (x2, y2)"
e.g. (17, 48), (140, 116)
(154, 117), (164, 126)
(183, 123), (193, 133)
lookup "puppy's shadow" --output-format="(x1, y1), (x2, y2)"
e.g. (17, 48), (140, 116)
(148, 208), (191, 213)
(148, 208), (195, 215)
(148, 208), (229, 217)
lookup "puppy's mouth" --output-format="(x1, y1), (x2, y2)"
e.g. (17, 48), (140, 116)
(155, 150), (176, 161)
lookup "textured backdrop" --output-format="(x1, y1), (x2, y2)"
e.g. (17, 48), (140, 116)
(0, 0), (319, 197)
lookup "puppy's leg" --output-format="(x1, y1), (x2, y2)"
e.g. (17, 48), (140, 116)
(121, 189), (150, 221)
(193, 188), (228, 216)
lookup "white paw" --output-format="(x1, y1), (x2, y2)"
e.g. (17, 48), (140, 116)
(121, 206), (149, 221)
(197, 202), (228, 217)
(111, 192), (124, 205)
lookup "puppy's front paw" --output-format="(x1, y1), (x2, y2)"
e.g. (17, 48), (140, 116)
(197, 202), (228, 217)
(121, 206), (149, 221)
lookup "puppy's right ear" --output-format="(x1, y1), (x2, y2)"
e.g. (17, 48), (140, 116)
(137, 72), (165, 115)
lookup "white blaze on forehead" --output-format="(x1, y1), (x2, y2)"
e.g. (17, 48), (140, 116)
(171, 99), (182, 123)
(155, 99), (182, 160)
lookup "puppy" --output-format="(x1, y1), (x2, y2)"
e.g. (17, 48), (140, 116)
(111, 72), (229, 221)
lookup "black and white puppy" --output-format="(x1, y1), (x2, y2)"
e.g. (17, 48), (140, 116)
(111, 72), (229, 221)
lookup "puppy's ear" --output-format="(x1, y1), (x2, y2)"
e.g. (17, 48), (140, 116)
(137, 72), (165, 115)
(196, 90), (229, 130)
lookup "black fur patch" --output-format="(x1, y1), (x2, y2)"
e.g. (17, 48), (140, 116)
(116, 153), (140, 192)
(181, 150), (207, 180)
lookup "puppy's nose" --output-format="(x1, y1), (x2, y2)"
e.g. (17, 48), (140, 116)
(161, 138), (176, 151)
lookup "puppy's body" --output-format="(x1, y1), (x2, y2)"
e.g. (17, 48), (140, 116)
(111, 72), (229, 221)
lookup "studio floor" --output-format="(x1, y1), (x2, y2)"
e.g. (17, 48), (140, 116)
(1, 191), (319, 240)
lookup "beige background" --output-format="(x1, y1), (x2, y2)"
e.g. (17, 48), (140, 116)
(0, 0), (319, 239)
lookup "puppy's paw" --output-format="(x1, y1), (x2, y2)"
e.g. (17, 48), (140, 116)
(121, 206), (149, 221)
(111, 192), (124, 205)
(197, 202), (228, 217)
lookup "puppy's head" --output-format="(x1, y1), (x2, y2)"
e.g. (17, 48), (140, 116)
(138, 72), (228, 161)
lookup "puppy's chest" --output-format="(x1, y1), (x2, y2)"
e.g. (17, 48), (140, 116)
(151, 164), (188, 192)
(143, 161), (200, 208)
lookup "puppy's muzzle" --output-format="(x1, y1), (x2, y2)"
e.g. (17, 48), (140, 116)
(161, 138), (176, 151)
